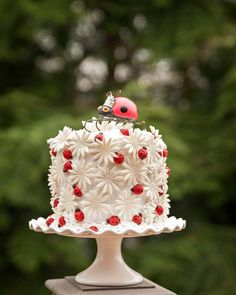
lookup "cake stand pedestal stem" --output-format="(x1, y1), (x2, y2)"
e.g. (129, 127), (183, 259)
(75, 236), (143, 286)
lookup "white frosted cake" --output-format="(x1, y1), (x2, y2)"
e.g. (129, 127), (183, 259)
(29, 92), (186, 235)
(46, 121), (171, 231)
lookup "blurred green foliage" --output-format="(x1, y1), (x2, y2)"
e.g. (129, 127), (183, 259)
(0, 0), (236, 294)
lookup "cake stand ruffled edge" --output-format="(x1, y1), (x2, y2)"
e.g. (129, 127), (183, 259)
(29, 216), (186, 238)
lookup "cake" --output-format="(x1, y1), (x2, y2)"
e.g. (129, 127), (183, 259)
(44, 92), (173, 233)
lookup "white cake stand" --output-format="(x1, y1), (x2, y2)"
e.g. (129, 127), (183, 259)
(29, 216), (186, 286)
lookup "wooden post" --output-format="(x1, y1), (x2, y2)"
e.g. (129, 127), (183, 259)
(45, 277), (176, 295)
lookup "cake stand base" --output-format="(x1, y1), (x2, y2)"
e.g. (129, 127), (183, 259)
(75, 236), (143, 286)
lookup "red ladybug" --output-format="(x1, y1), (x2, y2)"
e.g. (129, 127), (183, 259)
(132, 214), (142, 225)
(166, 166), (171, 176)
(63, 161), (72, 172)
(138, 147), (148, 160)
(131, 184), (144, 195)
(63, 148), (72, 160)
(95, 133), (104, 142)
(120, 129), (129, 136)
(46, 217), (54, 227)
(113, 152), (124, 164)
(107, 215), (120, 226)
(58, 216), (66, 227)
(112, 97), (138, 120)
(158, 149), (168, 158)
(98, 92), (138, 121)
(51, 149), (57, 157)
(73, 185), (83, 197)
(155, 205), (164, 216)
(53, 198), (59, 208)
(74, 209), (85, 222)
(89, 226), (99, 232)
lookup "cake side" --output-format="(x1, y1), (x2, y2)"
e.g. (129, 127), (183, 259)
(46, 120), (171, 231)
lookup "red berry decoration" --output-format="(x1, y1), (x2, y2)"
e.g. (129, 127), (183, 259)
(58, 216), (66, 227)
(53, 198), (59, 208)
(73, 185), (83, 197)
(155, 205), (164, 216)
(113, 152), (124, 164)
(166, 166), (171, 176)
(120, 129), (129, 136)
(74, 209), (85, 222)
(89, 226), (99, 232)
(63, 161), (72, 172)
(107, 215), (120, 226)
(132, 214), (142, 225)
(95, 133), (104, 142)
(46, 217), (54, 227)
(63, 148), (72, 160)
(51, 149), (57, 157)
(138, 147), (148, 160)
(131, 184), (144, 195)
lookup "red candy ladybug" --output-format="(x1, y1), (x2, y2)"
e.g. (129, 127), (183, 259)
(53, 198), (59, 208)
(131, 184), (144, 195)
(107, 215), (120, 226)
(46, 217), (54, 227)
(51, 149), (57, 157)
(120, 129), (129, 136)
(89, 226), (99, 232)
(95, 133), (104, 142)
(63, 148), (72, 160)
(132, 214), (142, 225)
(113, 152), (124, 164)
(155, 205), (164, 216)
(74, 209), (85, 222)
(166, 166), (171, 176)
(138, 147), (148, 160)
(63, 161), (72, 172)
(158, 149), (168, 158)
(73, 185), (83, 197)
(58, 216), (66, 227)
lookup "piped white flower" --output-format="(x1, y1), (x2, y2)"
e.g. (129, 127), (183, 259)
(147, 136), (163, 163)
(115, 190), (142, 220)
(69, 129), (92, 158)
(96, 166), (124, 195)
(97, 120), (119, 132)
(158, 195), (170, 217)
(80, 190), (110, 220)
(121, 157), (147, 185)
(142, 202), (156, 224)
(143, 173), (164, 202)
(149, 126), (162, 139)
(48, 157), (67, 196)
(91, 137), (117, 165)
(47, 126), (72, 152)
(59, 185), (77, 214)
(82, 118), (134, 132)
(69, 160), (96, 191)
(123, 128), (147, 154)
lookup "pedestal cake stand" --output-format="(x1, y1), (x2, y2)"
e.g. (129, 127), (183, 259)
(29, 216), (186, 286)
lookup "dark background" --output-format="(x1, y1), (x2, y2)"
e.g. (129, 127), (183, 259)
(0, 1), (236, 294)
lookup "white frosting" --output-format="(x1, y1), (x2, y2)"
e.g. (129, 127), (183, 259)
(46, 120), (170, 230)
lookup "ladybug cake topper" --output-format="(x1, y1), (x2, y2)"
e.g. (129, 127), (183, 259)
(98, 91), (138, 121)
